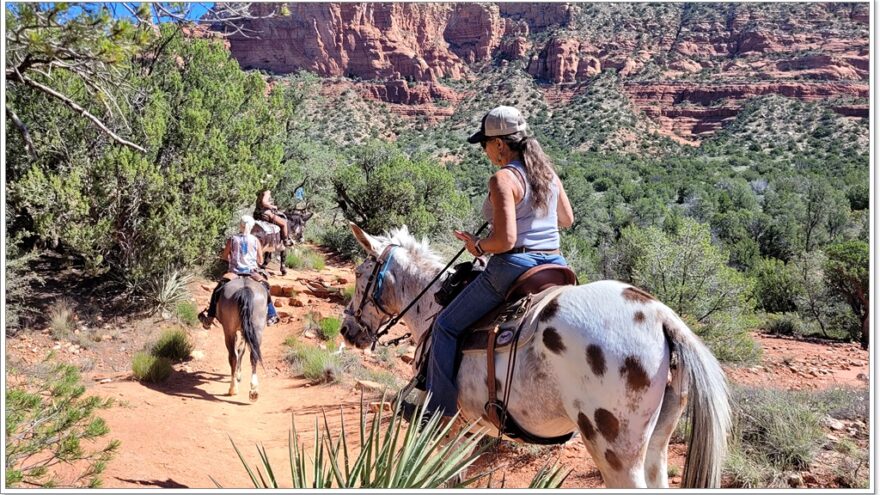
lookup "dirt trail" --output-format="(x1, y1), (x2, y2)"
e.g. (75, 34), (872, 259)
(96, 265), (365, 488)
(6, 246), (870, 488)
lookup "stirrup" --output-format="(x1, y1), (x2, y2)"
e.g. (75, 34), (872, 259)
(198, 310), (214, 330)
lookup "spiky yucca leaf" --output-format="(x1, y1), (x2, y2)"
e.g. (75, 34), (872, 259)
(221, 394), (572, 489)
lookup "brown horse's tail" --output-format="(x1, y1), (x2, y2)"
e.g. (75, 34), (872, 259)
(234, 286), (262, 365)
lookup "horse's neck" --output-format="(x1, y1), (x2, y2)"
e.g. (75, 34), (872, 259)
(392, 260), (447, 342)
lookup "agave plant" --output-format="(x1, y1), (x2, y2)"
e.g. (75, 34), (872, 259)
(219, 395), (570, 489)
(145, 270), (192, 316)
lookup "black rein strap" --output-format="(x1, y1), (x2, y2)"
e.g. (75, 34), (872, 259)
(372, 222), (489, 349)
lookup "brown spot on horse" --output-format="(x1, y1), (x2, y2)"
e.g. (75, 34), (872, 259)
(620, 356), (651, 392)
(594, 408), (620, 442)
(539, 297), (560, 322)
(634, 310), (645, 323)
(542, 327), (566, 354)
(622, 286), (656, 304)
(605, 449), (623, 471)
(586, 344), (606, 377)
(577, 411), (596, 440)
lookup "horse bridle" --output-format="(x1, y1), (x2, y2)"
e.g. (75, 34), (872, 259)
(345, 222), (491, 351)
(344, 244), (400, 348)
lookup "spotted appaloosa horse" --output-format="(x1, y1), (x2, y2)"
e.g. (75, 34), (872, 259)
(340, 224), (731, 488)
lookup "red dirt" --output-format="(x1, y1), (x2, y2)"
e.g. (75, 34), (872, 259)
(5, 248), (870, 488)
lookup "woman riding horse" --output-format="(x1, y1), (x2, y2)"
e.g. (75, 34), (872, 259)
(198, 215), (279, 329)
(255, 189), (294, 247)
(427, 105), (574, 422)
(341, 225), (730, 488)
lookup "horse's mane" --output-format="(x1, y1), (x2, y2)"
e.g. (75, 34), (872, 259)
(380, 225), (443, 271)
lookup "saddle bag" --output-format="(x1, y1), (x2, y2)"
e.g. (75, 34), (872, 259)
(434, 257), (486, 307)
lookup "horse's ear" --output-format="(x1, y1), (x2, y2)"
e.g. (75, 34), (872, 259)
(350, 222), (381, 257)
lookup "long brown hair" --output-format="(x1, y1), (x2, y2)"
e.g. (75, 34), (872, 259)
(498, 132), (556, 214)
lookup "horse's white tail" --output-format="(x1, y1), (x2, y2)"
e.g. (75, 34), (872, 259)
(663, 316), (731, 488)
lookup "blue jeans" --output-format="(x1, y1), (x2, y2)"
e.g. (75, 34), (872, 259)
(426, 252), (567, 416)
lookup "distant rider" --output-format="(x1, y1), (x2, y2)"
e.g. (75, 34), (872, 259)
(255, 189), (294, 247)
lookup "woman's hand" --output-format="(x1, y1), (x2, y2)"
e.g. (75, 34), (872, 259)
(454, 230), (481, 257)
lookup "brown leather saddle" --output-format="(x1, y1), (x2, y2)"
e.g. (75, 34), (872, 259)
(460, 264), (577, 353)
(458, 264), (577, 444)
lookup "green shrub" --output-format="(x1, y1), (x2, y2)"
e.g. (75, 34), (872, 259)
(317, 316), (341, 341)
(48, 298), (77, 340)
(331, 140), (470, 238)
(6, 360), (119, 488)
(751, 257), (799, 313)
(763, 312), (804, 336)
(284, 340), (344, 383)
(317, 224), (359, 259)
(694, 315), (761, 364)
(285, 247), (326, 270)
(724, 386), (827, 487)
(131, 352), (173, 383)
(175, 300), (199, 327)
(4, 240), (44, 333)
(150, 328), (193, 361)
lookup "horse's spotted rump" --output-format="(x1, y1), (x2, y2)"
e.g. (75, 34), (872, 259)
(586, 344), (606, 377)
(634, 310), (645, 323)
(620, 356), (651, 392)
(594, 408), (620, 442)
(605, 449), (623, 471)
(539, 297), (560, 322)
(577, 411), (596, 440)
(542, 327), (566, 354)
(622, 286), (656, 304)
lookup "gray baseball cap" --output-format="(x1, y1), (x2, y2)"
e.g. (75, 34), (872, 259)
(467, 106), (529, 144)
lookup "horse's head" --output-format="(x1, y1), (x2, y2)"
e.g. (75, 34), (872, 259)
(286, 208), (314, 243)
(340, 223), (400, 349)
(340, 223), (441, 349)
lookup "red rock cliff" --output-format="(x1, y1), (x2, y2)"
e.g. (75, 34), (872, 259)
(223, 2), (869, 141)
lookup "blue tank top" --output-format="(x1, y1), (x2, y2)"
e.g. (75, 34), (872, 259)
(481, 160), (560, 250)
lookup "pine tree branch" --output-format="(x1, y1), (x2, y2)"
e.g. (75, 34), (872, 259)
(5, 106), (38, 158)
(12, 71), (146, 153)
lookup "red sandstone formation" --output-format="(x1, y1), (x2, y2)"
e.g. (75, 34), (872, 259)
(220, 2), (868, 142)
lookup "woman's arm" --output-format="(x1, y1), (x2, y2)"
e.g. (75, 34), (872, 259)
(555, 175), (574, 229)
(479, 172), (519, 253)
(219, 238), (232, 261)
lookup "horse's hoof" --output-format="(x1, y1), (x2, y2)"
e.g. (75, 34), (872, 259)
(249, 390), (259, 402)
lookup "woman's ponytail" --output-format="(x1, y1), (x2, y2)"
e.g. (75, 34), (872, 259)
(501, 133), (556, 214)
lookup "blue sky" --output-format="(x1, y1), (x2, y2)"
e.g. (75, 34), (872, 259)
(6, 3), (215, 23)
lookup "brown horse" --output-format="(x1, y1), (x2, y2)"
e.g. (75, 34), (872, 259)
(216, 276), (267, 401)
